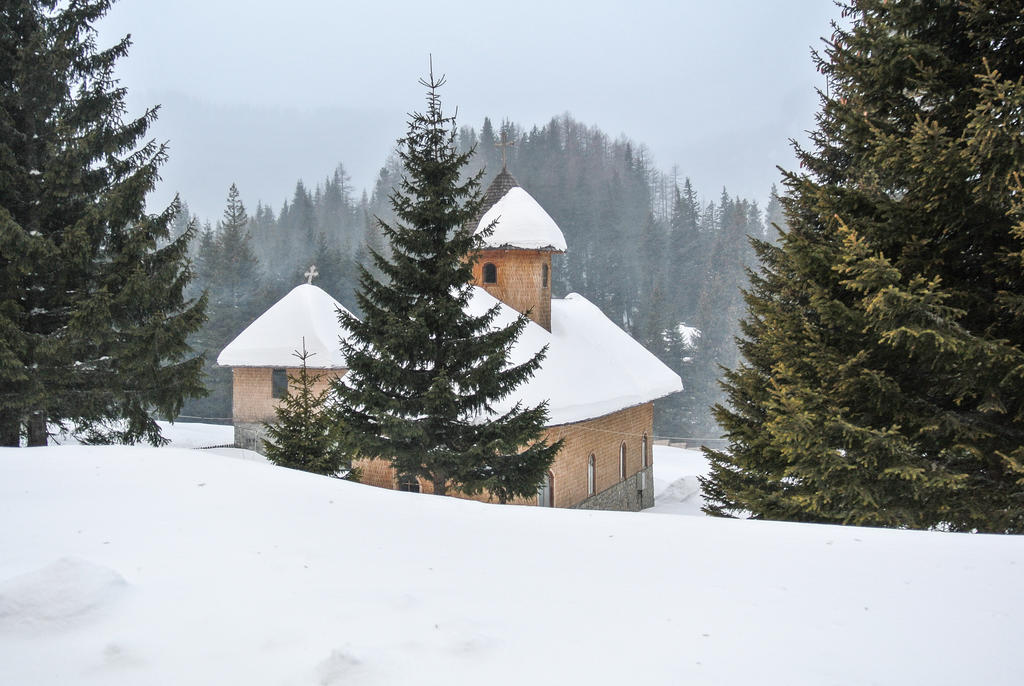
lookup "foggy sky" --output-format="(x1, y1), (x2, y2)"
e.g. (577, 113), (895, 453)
(96, 1), (838, 221)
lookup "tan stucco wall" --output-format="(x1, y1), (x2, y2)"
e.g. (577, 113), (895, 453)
(471, 248), (553, 330)
(354, 402), (654, 510)
(232, 367), (344, 423)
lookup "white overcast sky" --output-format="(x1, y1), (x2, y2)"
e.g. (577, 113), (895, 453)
(97, 1), (839, 221)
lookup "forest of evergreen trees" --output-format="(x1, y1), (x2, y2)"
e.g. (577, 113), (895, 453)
(178, 114), (781, 438)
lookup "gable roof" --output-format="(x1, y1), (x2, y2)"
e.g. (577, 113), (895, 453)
(472, 170), (567, 252)
(464, 287), (681, 425)
(217, 284), (354, 369)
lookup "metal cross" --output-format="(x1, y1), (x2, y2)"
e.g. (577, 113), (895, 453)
(304, 264), (319, 284)
(496, 130), (515, 169)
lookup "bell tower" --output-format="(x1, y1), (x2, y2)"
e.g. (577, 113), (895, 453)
(470, 167), (566, 331)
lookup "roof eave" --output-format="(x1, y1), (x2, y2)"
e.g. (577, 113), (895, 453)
(480, 243), (566, 253)
(542, 390), (682, 429)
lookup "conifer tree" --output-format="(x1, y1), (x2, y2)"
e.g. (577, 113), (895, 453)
(764, 184), (785, 245)
(184, 185), (262, 422)
(0, 0), (206, 445)
(264, 343), (356, 479)
(686, 192), (760, 436)
(703, 0), (1024, 532)
(309, 232), (357, 307)
(668, 178), (704, 323)
(332, 67), (561, 498)
(214, 184), (259, 315)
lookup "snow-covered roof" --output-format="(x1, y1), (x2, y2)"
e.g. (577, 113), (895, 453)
(465, 287), (681, 425)
(219, 283), (679, 423)
(476, 187), (567, 252)
(217, 284), (353, 369)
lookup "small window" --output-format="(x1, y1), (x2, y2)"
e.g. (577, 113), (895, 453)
(482, 262), (497, 284)
(398, 475), (421, 493)
(642, 433), (649, 469)
(542, 263), (549, 288)
(587, 454), (596, 495)
(271, 368), (288, 399)
(619, 442), (627, 480)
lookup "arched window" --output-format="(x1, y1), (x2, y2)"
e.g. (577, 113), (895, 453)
(542, 263), (549, 288)
(587, 453), (596, 495)
(641, 433), (649, 469)
(619, 442), (627, 480)
(482, 262), (497, 284)
(538, 471), (555, 507)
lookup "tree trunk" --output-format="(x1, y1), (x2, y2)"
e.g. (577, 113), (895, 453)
(26, 412), (47, 447)
(0, 410), (20, 447)
(432, 477), (447, 497)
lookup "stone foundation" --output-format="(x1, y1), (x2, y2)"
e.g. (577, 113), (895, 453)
(574, 466), (654, 512)
(235, 422), (273, 453)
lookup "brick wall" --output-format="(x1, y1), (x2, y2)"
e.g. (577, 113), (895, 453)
(352, 402), (655, 511)
(472, 248), (553, 330)
(542, 402), (654, 509)
(232, 367), (344, 424)
(231, 370), (655, 512)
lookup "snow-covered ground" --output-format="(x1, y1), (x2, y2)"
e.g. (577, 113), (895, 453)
(49, 420), (235, 450)
(649, 444), (711, 516)
(2, 433), (1022, 684)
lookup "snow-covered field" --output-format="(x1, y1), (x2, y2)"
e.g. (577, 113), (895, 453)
(50, 420), (236, 449)
(649, 444), (711, 516)
(2, 430), (1022, 685)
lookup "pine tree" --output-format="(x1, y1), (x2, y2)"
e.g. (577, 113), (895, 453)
(214, 184), (259, 315)
(764, 184), (785, 244)
(703, 0), (1024, 532)
(183, 185), (263, 422)
(263, 343), (356, 478)
(332, 66), (561, 498)
(192, 222), (216, 283)
(309, 231), (358, 307)
(168, 200), (194, 245)
(668, 178), (704, 323)
(686, 191), (760, 436)
(0, 0), (206, 446)
(479, 117), (501, 174)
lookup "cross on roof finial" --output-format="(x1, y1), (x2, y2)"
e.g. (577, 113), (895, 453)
(304, 264), (319, 285)
(495, 130), (515, 170)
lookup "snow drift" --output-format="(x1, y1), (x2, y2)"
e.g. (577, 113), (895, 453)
(1, 444), (1021, 685)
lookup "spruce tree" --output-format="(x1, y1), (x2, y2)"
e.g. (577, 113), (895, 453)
(213, 184), (260, 317)
(332, 67), (560, 498)
(687, 192), (760, 436)
(264, 343), (356, 479)
(309, 232), (358, 307)
(668, 178), (704, 323)
(0, 0), (205, 445)
(703, 0), (1024, 532)
(764, 184), (785, 245)
(184, 184), (262, 422)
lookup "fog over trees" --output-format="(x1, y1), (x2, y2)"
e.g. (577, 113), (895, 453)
(182, 114), (776, 438)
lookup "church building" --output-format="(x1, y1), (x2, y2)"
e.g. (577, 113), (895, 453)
(218, 170), (681, 511)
